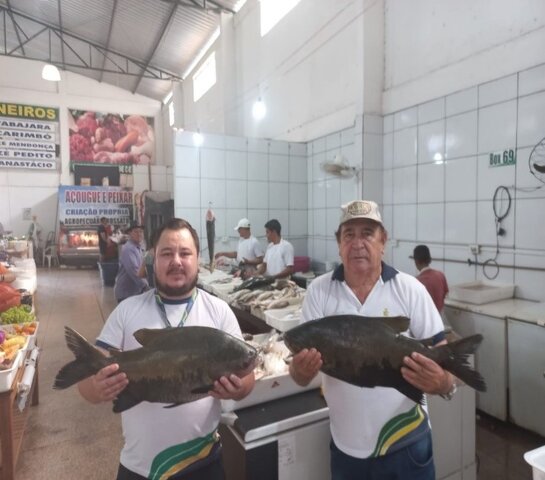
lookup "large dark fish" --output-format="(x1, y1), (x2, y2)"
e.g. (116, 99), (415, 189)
(232, 276), (275, 292)
(206, 207), (215, 272)
(283, 315), (486, 404)
(54, 326), (258, 413)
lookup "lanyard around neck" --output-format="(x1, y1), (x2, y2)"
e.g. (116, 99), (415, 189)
(154, 289), (198, 328)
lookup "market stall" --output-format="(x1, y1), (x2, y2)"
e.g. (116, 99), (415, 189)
(0, 271), (39, 480)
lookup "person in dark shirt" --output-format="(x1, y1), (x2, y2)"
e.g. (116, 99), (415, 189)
(413, 245), (449, 313)
(98, 217), (112, 262)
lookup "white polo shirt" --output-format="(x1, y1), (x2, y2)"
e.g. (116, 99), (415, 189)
(263, 238), (294, 276)
(236, 236), (265, 263)
(302, 263), (444, 459)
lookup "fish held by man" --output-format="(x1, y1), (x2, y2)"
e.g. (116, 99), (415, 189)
(283, 315), (486, 404)
(54, 326), (258, 413)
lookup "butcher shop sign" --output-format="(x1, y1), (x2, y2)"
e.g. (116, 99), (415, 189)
(0, 101), (59, 170)
(69, 109), (155, 172)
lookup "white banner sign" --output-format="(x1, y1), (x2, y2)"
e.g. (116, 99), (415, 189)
(0, 102), (60, 170)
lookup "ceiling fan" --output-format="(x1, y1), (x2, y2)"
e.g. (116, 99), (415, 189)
(321, 153), (360, 179)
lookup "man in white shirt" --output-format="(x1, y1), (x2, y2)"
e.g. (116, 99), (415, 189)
(257, 219), (294, 279)
(289, 200), (453, 480)
(214, 218), (264, 269)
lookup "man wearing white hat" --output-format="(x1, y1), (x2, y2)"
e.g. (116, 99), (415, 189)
(215, 218), (264, 270)
(289, 200), (453, 480)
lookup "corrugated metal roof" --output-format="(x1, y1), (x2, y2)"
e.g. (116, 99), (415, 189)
(0, 0), (241, 101)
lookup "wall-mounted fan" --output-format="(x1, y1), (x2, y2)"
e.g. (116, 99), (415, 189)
(529, 136), (545, 184)
(321, 153), (360, 179)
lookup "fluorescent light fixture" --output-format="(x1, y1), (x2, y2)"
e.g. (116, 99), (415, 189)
(433, 152), (444, 164)
(252, 98), (267, 120)
(193, 131), (204, 147)
(42, 64), (61, 81)
(162, 90), (173, 105)
(183, 27), (221, 80)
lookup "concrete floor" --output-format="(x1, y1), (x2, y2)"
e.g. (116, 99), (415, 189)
(16, 268), (123, 480)
(12, 267), (545, 479)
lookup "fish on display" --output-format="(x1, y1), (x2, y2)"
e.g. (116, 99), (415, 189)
(232, 276), (275, 292)
(54, 326), (258, 413)
(283, 315), (486, 404)
(206, 206), (215, 272)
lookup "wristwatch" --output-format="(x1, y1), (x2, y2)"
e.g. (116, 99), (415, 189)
(440, 381), (457, 401)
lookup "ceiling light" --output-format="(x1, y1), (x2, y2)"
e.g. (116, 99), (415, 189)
(252, 98), (266, 120)
(193, 131), (204, 147)
(433, 152), (444, 164)
(42, 64), (61, 82)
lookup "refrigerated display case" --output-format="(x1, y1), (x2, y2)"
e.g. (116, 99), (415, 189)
(58, 228), (100, 266)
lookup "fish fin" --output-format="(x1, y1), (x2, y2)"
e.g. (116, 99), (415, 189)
(53, 326), (107, 389)
(191, 384), (214, 394)
(113, 391), (142, 413)
(133, 327), (174, 346)
(164, 403), (184, 409)
(382, 316), (411, 333)
(440, 334), (487, 392)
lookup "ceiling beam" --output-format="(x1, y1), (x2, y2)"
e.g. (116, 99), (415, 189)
(0, 51), (178, 79)
(131, 1), (179, 93)
(207, 0), (236, 14)
(7, 26), (47, 56)
(99, 0), (118, 83)
(56, 0), (66, 69)
(0, 5), (182, 81)
(5, 0), (26, 56)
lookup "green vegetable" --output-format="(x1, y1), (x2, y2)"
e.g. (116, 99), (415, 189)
(0, 306), (35, 325)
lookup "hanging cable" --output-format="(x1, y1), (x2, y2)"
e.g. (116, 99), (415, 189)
(481, 186), (512, 280)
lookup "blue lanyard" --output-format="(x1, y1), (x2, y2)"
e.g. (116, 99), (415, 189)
(154, 289), (198, 328)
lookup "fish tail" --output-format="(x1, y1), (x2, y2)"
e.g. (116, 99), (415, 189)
(441, 334), (487, 392)
(53, 326), (108, 389)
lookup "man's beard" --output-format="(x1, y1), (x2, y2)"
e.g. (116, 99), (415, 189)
(154, 273), (198, 298)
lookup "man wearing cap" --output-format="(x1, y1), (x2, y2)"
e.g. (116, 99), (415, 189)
(257, 219), (294, 279)
(214, 218), (264, 272)
(114, 222), (149, 303)
(289, 200), (454, 480)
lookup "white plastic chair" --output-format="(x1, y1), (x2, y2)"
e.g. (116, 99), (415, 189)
(43, 244), (59, 268)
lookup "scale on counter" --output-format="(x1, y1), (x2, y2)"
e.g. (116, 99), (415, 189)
(219, 389), (331, 480)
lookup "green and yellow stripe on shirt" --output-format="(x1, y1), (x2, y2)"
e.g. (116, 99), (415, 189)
(149, 430), (219, 480)
(370, 404), (427, 457)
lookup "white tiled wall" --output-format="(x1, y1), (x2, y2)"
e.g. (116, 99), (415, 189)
(174, 132), (308, 259)
(172, 63), (545, 301)
(384, 62), (545, 301)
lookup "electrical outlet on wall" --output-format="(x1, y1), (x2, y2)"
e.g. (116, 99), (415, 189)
(469, 244), (481, 255)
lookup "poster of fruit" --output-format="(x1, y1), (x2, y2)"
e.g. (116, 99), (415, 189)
(68, 109), (154, 169)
